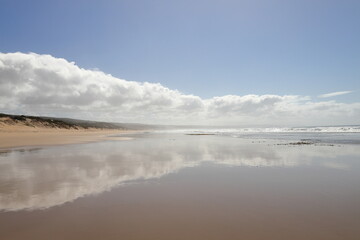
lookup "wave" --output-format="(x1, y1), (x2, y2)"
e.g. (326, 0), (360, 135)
(165, 126), (360, 134)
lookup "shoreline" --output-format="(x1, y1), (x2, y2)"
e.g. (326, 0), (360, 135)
(0, 126), (135, 149)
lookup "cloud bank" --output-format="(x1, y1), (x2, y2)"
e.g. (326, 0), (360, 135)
(0, 52), (359, 126)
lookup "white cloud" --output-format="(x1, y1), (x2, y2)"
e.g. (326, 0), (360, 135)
(318, 91), (352, 98)
(0, 52), (359, 126)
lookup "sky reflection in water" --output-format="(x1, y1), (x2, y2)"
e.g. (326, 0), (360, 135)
(0, 133), (359, 212)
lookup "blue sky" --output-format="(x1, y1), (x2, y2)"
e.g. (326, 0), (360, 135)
(1, 1), (360, 125)
(1, 0), (359, 101)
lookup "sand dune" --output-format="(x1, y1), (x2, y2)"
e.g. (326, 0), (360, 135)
(0, 114), (132, 149)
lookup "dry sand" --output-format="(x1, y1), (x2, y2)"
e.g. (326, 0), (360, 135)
(0, 119), (132, 149)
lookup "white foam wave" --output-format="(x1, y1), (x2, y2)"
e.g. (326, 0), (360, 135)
(163, 126), (360, 134)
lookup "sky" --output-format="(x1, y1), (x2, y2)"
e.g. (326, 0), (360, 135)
(0, 0), (359, 126)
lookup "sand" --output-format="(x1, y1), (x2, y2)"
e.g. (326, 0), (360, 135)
(0, 124), (132, 149)
(1, 133), (359, 240)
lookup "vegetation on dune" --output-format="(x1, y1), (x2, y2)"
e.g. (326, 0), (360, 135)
(0, 113), (133, 130)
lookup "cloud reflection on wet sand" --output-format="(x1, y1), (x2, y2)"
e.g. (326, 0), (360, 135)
(0, 134), (359, 211)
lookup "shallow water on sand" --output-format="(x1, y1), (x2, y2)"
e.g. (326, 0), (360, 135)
(0, 133), (360, 240)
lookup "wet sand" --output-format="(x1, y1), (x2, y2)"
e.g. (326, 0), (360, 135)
(0, 133), (359, 239)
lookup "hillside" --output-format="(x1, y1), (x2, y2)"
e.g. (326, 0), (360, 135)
(0, 113), (150, 130)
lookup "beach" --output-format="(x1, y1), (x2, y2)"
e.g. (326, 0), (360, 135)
(0, 131), (359, 240)
(2, 1), (359, 239)
(0, 126), (131, 149)
(0, 115), (133, 149)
